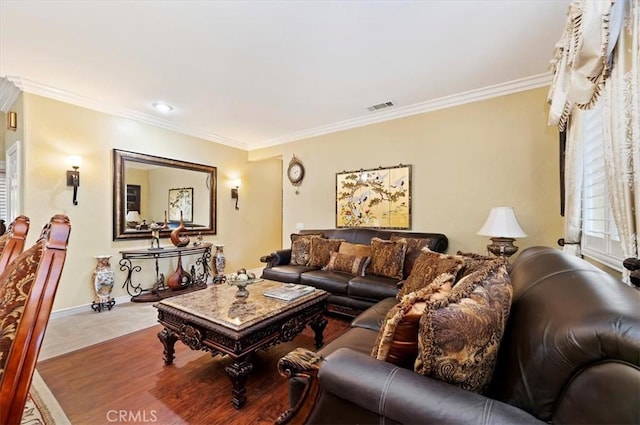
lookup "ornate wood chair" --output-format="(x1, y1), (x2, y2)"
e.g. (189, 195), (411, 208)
(0, 215), (71, 424)
(0, 215), (30, 274)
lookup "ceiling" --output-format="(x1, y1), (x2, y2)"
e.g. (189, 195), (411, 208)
(0, 1), (569, 151)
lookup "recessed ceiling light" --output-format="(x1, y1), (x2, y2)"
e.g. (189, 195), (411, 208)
(152, 102), (173, 113)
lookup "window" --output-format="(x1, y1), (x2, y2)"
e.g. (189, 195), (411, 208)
(581, 105), (623, 270)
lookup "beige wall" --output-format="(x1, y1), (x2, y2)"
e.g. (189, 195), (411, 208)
(20, 93), (282, 311)
(251, 87), (563, 255)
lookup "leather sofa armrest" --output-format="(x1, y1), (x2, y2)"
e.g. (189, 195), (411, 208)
(260, 249), (292, 268)
(318, 348), (545, 425)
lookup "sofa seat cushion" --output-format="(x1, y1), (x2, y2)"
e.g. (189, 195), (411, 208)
(318, 326), (379, 358)
(350, 297), (399, 331)
(348, 275), (399, 301)
(261, 265), (316, 283)
(300, 270), (351, 295)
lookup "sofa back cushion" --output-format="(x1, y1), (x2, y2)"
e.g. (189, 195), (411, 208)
(415, 262), (512, 394)
(300, 229), (449, 253)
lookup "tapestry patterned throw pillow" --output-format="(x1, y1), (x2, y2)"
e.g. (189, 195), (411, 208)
(290, 233), (323, 266)
(414, 262), (513, 394)
(323, 251), (371, 276)
(390, 235), (432, 279)
(369, 237), (407, 280)
(397, 248), (465, 299)
(308, 238), (344, 268)
(371, 272), (456, 369)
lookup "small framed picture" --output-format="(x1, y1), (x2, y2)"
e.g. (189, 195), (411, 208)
(168, 187), (193, 222)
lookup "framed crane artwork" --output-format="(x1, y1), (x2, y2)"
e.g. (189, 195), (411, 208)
(336, 164), (411, 229)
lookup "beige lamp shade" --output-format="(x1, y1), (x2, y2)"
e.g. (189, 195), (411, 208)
(126, 211), (141, 223)
(477, 207), (527, 238)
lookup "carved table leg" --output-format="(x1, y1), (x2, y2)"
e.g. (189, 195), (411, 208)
(310, 314), (328, 349)
(225, 356), (254, 409)
(157, 328), (178, 365)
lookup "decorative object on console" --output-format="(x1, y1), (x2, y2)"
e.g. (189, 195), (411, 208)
(336, 164), (411, 229)
(287, 155), (305, 194)
(170, 211), (190, 247)
(126, 211), (141, 229)
(230, 178), (241, 210)
(477, 206), (527, 259)
(149, 222), (163, 250)
(166, 252), (191, 290)
(168, 187), (193, 222)
(65, 155), (82, 206)
(91, 255), (116, 312)
(213, 244), (226, 283)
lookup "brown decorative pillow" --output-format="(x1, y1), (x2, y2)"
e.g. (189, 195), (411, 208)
(0, 241), (44, 379)
(290, 233), (323, 265)
(369, 237), (407, 279)
(456, 251), (503, 280)
(323, 252), (371, 276)
(338, 242), (372, 259)
(308, 238), (344, 268)
(371, 272), (456, 369)
(397, 248), (465, 299)
(391, 235), (431, 279)
(415, 262), (513, 394)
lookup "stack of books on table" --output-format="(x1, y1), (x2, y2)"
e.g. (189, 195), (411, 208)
(263, 284), (315, 301)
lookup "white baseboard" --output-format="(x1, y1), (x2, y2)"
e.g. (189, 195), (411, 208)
(50, 295), (132, 319)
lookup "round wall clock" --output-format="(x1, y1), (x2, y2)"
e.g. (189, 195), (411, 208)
(287, 155), (305, 192)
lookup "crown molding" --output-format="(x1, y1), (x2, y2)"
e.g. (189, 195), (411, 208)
(6, 76), (249, 151)
(0, 77), (21, 112)
(251, 73), (552, 150)
(6, 73), (552, 152)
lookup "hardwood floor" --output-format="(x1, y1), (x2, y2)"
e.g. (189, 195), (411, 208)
(37, 314), (350, 425)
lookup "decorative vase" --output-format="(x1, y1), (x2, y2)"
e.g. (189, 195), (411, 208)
(167, 253), (191, 290)
(214, 244), (226, 279)
(91, 255), (116, 312)
(170, 210), (190, 247)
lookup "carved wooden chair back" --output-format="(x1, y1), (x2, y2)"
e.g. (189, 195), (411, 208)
(0, 215), (30, 275)
(0, 215), (71, 425)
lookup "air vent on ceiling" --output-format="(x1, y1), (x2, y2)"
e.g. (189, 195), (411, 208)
(367, 100), (396, 112)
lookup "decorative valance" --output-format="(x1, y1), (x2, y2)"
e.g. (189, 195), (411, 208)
(547, 0), (625, 131)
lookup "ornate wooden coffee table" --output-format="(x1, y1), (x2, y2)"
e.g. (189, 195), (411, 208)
(154, 280), (329, 409)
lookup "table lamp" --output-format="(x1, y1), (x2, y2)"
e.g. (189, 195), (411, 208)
(477, 207), (527, 258)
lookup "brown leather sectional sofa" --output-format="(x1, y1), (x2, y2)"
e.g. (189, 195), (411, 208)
(280, 246), (640, 424)
(260, 228), (448, 316)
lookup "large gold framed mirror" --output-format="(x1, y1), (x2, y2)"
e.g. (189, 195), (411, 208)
(113, 149), (217, 240)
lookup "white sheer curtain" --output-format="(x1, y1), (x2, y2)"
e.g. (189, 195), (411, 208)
(601, 0), (640, 281)
(563, 112), (585, 256)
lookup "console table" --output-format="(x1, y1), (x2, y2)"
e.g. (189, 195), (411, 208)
(119, 243), (212, 302)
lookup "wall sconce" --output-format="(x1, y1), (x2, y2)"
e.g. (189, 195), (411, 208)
(477, 206), (527, 259)
(66, 155), (82, 206)
(7, 111), (17, 131)
(230, 179), (241, 210)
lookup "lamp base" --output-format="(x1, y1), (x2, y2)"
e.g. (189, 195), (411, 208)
(487, 237), (519, 259)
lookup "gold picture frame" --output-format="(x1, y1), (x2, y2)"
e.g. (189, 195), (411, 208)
(336, 164), (411, 229)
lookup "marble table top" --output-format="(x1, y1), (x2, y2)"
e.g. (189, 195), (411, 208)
(157, 280), (326, 331)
